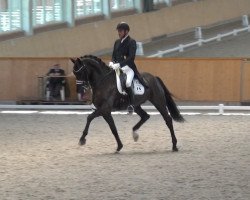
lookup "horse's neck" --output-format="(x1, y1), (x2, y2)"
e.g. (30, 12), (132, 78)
(83, 56), (113, 88)
(88, 67), (112, 88)
(89, 69), (116, 93)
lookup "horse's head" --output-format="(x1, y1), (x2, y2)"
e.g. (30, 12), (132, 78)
(71, 55), (112, 89)
(71, 57), (90, 90)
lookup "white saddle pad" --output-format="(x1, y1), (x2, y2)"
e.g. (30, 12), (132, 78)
(115, 69), (145, 95)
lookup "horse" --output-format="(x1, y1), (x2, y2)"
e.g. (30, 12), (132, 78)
(70, 55), (184, 152)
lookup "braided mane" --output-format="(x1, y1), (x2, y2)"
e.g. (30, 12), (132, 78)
(80, 55), (108, 69)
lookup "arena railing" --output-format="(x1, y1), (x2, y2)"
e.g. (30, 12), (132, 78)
(148, 15), (250, 58)
(1, 104), (250, 115)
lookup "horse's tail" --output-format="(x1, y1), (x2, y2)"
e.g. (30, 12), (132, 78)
(156, 77), (185, 122)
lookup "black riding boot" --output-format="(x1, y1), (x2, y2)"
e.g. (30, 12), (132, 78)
(126, 87), (134, 114)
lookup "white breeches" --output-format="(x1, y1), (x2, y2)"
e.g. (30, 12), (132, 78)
(121, 65), (134, 87)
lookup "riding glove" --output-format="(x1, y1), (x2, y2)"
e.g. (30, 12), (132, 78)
(112, 63), (120, 70)
(108, 62), (114, 67)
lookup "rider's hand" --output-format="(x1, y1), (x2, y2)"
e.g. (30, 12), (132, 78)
(108, 62), (114, 68)
(112, 63), (120, 70)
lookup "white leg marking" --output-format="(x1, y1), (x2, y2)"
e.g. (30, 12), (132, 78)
(132, 131), (139, 142)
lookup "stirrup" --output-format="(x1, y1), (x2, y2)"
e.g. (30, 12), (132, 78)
(127, 105), (134, 115)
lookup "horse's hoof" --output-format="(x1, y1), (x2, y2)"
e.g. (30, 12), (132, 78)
(79, 138), (86, 146)
(116, 144), (123, 152)
(132, 131), (139, 142)
(172, 146), (178, 152)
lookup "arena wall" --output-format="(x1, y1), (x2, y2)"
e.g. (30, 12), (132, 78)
(241, 60), (250, 102)
(0, 0), (250, 57)
(0, 57), (249, 103)
(136, 58), (243, 102)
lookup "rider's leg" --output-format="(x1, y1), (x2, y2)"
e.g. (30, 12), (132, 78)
(126, 86), (134, 113)
(122, 66), (135, 114)
(122, 66), (134, 88)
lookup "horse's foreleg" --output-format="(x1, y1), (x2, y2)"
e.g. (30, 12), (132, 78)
(103, 113), (123, 152)
(79, 110), (100, 146)
(133, 106), (150, 142)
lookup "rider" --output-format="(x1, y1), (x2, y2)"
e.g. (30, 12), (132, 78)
(109, 22), (147, 114)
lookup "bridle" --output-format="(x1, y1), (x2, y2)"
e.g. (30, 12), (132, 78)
(73, 65), (84, 73)
(73, 58), (114, 88)
(73, 61), (90, 90)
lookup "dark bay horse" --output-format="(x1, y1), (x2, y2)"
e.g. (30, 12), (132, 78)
(71, 55), (184, 152)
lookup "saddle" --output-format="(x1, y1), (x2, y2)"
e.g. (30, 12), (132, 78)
(114, 69), (146, 95)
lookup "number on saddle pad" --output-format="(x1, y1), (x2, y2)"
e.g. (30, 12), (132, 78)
(132, 79), (144, 95)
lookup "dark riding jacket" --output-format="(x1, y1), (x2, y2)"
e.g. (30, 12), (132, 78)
(112, 35), (136, 67)
(111, 35), (148, 87)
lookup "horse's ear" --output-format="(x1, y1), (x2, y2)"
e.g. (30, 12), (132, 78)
(76, 58), (81, 63)
(70, 58), (76, 64)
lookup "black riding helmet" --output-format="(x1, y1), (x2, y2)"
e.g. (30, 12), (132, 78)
(116, 22), (130, 32)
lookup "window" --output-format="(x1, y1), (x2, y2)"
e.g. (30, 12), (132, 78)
(32, 0), (63, 26)
(74, 0), (102, 17)
(153, 0), (165, 5)
(1, 0), (143, 35)
(111, 0), (134, 10)
(0, 0), (22, 32)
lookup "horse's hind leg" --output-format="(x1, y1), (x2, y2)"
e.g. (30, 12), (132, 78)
(79, 110), (100, 145)
(103, 113), (123, 152)
(133, 106), (150, 142)
(153, 103), (178, 151)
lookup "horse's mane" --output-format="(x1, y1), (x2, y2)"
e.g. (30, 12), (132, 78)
(80, 55), (109, 70)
